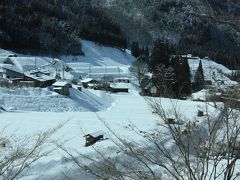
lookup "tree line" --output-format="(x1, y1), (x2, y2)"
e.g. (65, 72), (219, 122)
(0, 0), (127, 55)
(130, 39), (205, 98)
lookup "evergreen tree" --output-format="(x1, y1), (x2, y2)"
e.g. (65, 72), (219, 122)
(144, 46), (149, 57)
(149, 39), (170, 72)
(194, 60), (204, 90)
(131, 41), (141, 58)
(171, 55), (191, 97)
(152, 64), (176, 97)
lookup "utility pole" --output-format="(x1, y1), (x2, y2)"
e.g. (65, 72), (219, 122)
(35, 57), (37, 70)
(89, 64), (91, 78)
(62, 66), (65, 80)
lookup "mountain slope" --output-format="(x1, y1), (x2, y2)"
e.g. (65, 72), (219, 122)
(0, 0), (126, 55)
(1, 0), (239, 67)
(95, 0), (240, 68)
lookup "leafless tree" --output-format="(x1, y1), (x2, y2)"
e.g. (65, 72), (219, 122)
(60, 98), (240, 179)
(0, 124), (63, 180)
(129, 59), (149, 89)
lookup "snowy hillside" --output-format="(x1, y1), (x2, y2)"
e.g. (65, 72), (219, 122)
(62, 40), (135, 66)
(63, 40), (135, 78)
(187, 56), (237, 86)
(0, 42), (239, 179)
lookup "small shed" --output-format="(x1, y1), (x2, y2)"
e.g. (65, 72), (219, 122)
(24, 72), (56, 88)
(110, 83), (129, 93)
(142, 81), (158, 96)
(81, 78), (99, 88)
(52, 81), (72, 96)
(84, 131), (104, 147)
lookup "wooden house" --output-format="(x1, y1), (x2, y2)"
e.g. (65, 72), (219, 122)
(52, 81), (72, 96)
(24, 72), (56, 88)
(81, 78), (99, 88)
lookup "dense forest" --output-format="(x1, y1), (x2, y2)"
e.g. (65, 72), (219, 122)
(0, 0), (126, 55)
(97, 0), (240, 69)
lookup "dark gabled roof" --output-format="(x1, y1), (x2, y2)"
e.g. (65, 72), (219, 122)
(25, 73), (55, 82)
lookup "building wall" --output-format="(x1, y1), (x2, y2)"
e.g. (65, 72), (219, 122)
(53, 85), (70, 96)
(63, 87), (70, 96)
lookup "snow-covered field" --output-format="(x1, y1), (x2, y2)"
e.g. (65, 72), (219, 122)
(0, 41), (239, 179)
(0, 87), (114, 112)
(0, 89), (214, 179)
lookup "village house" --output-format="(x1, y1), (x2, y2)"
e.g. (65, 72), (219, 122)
(24, 72), (56, 88)
(52, 81), (72, 96)
(141, 81), (158, 96)
(81, 78), (99, 88)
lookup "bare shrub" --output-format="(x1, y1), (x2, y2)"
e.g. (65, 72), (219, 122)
(60, 99), (240, 180)
(0, 124), (63, 179)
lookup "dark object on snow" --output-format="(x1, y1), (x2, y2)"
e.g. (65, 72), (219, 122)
(0, 107), (7, 112)
(84, 131), (104, 147)
(197, 110), (204, 117)
(167, 118), (175, 124)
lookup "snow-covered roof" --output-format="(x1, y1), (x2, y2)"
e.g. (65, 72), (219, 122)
(81, 78), (94, 83)
(0, 64), (23, 74)
(0, 49), (17, 57)
(52, 81), (70, 87)
(114, 77), (129, 80)
(25, 73), (55, 82)
(84, 131), (105, 138)
(53, 87), (62, 90)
